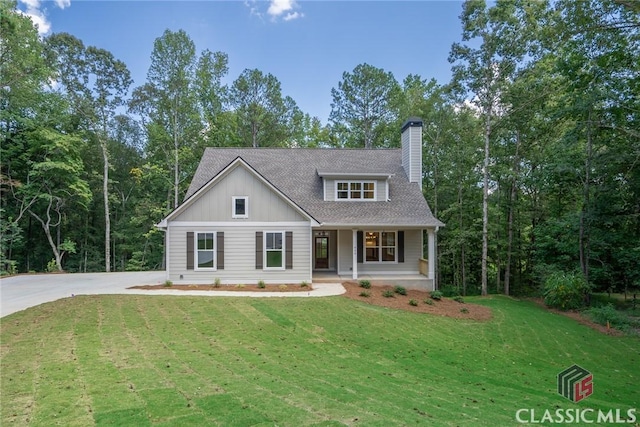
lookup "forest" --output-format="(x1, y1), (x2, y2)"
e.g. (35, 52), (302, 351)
(1, 0), (639, 297)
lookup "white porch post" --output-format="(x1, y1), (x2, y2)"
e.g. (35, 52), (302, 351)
(428, 228), (436, 282)
(352, 229), (358, 280)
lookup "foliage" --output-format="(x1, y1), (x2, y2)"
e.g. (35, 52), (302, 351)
(394, 286), (407, 295)
(359, 280), (371, 289)
(382, 290), (395, 298)
(543, 272), (590, 310)
(430, 290), (443, 301)
(583, 304), (637, 333)
(278, 284), (288, 291)
(359, 291), (370, 298)
(257, 280), (266, 289)
(460, 307), (469, 314)
(300, 281), (309, 288)
(329, 63), (401, 148)
(424, 298), (435, 306)
(408, 299), (418, 306)
(453, 296), (465, 304)
(213, 278), (221, 288)
(163, 280), (172, 287)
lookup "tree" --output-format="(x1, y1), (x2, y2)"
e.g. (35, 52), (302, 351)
(45, 33), (132, 272)
(329, 63), (401, 148)
(132, 29), (202, 209)
(228, 68), (294, 147)
(449, 0), (528, 295)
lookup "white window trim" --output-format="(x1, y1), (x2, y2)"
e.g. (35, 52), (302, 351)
(263, 230), (285, 270)
(195, 231), (217, 270)
(363, 230), (397, 263)
(232, 196), (249, 219)
(335, 180), (377, 201)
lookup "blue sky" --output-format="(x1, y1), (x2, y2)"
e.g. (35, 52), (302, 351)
(19, 0), (466, 124)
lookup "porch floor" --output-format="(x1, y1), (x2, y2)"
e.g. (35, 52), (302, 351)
(313, 272), (433, 291)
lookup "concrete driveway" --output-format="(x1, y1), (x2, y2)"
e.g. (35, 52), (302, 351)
(1, 271), (165, 317)
(1, 271), (345, 317)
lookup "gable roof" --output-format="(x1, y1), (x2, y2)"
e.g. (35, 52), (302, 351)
(181, 147), (443, 228)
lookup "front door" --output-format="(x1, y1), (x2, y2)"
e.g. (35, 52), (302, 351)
(314, 236), (329, 269)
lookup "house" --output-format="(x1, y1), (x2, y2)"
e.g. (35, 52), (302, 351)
(156, 118), (444, 290)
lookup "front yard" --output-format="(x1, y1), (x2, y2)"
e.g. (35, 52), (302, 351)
(1, 294), (638, 426)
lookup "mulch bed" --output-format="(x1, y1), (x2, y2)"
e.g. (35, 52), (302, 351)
(129, 284), (312, 293)
(340, 281), (493, 321)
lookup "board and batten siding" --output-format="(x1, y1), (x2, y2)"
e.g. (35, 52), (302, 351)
(323, 178), (387, 201)
(337, 228), (423, 275)
(174, 164), (307, 223)
(168, 223), (312, 283)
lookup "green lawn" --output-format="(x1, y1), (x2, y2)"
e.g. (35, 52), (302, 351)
(1, 295), (638, 426)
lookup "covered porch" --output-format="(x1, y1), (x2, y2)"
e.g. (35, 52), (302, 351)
(311, 227), (438, 291)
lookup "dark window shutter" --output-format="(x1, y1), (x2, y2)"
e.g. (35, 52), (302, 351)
(357, 231), (363, 263)
(285, 231), (293, 269)
(186, 232), (194, 270)
(255, 231), (263, 269)
(217, 232), (224, 269)
(398, 231), (405, 263)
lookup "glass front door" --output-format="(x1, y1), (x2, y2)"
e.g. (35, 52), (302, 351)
(314, 237), (329, 269)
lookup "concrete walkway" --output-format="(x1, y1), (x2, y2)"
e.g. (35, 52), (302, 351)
(0, 272), (346, 318)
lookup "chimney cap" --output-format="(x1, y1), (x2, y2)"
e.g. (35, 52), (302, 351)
(401, 117), (423, 133)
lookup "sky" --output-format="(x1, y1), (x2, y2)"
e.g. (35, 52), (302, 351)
(17, 0), (466, 124)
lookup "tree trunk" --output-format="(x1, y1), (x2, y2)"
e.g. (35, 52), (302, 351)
(505, 131), (521, 296)
(101, 140), (111, 272)
(580, 109), (592, 283)
(29, 201), (63, 271)
(481, 112), (490, 296)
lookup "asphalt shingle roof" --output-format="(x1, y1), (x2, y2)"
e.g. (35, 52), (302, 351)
(185, 148), (444, 227)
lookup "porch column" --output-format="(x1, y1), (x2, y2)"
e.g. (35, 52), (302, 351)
(427, 228), (436, 281)
(352, 229), (358, 280)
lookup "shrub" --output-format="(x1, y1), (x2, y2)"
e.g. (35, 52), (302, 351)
(213, 278), (221, 288)
(453, 295), (465, 304)
(424, 299), (434, 306)
(278, 284), (288, 291)
(584, 304), (633, 331)
(359, 280), (371, 289)
(543, 272), (590, 310)
(300, 281), (309, 288)
(163, 280), (173, 287)
(460, 308), (469, 314)
(236, 284), (246, 289)
(430, 290), (443, 301)
(382, 290), (395, 298)
(257, 280), (266, 289)
(394, 286), (407, 296)
(440, 285), (461, 297)
(408, 299), (418, 306)
(359, 291), (370, 298)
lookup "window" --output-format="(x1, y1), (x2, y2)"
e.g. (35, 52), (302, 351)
(364, 231), (396, 262)
(232, 196), (248, 218)
(265, 232), (284, 269)
(336, 181), (376, 200)
(196, 232), (216, 269)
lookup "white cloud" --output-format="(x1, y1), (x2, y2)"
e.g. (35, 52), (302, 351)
(54, 0), (71, 9)
(18, 0), (70, 36)
(267, 0), (304, 22)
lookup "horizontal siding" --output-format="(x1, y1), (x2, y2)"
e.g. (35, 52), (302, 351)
(168, 223), (311, 284)
(175, 164), (307, 222)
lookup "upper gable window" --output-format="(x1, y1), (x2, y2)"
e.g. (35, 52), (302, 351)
(232, 196), (248, 218)
(336, 181), (376, 200)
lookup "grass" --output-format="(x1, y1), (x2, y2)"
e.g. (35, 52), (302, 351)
(1, 295), (639, 426)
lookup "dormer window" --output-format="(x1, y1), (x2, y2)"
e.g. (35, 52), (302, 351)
(336, 181), (376, 200)
(232, 196), (248, 218)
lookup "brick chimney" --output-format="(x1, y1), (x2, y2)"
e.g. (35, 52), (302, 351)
(401, 117), (423, 186)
